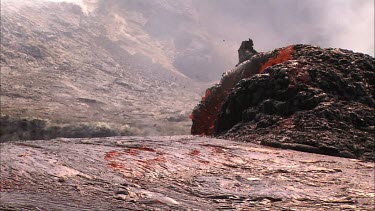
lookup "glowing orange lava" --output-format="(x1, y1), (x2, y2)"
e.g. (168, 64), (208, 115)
(259, 45), (293, 73)
(190, 87), (224, 135)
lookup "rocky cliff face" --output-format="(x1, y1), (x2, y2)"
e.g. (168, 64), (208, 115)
(191, 41), (375, 161)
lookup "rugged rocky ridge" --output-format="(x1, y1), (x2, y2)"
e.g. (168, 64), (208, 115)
(191, 41), (375, 161)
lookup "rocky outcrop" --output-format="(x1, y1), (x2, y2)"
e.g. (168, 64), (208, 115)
(191, 41), (375, 161)
(237, 38), (258, 65)
(191, 44), (294, 135)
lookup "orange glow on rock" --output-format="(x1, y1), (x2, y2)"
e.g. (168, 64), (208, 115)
(259, 45), (294, 73)
(192, 88), (224, 135)
(201, 89), (211, 101)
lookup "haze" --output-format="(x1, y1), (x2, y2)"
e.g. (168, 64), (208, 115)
(67, 0), (373, 55)
(3, 0), (373, 81)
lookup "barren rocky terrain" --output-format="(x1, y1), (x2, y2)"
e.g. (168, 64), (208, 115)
(1, 0), (214, 139)
(1, 1), (374, 210)
(1, 136), (374, 210)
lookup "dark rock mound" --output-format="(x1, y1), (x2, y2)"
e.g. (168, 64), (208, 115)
(192, 42), (375, 161)
(190, 41), (293, 135)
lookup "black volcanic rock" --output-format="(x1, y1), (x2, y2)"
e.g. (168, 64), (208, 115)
(192, 43), (375, 161)
(237, 38), (258, 65)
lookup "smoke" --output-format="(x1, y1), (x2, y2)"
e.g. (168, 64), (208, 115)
(4, 0), (374, 56)
(3, 0), (373, 80)
(46, 0), (97, 14)
(1, 0), (97, 15)
(90, 0), (374, 80)
(191, 0), (374, 55)
(320, 0), (374, 55)
(3, 0), (374, 56)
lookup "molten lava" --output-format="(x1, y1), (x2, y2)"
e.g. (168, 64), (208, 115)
(259, 45), (293, 73)
(190, 87), (224, 135)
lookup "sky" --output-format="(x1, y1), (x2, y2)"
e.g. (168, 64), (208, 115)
(4, 0), (374, 56)
(90, 0), (375, 80)
(92, 0), (375, 56)
(192, 0), (374, 55)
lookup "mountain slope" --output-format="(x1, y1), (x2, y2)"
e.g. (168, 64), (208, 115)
(0, 0), (204, 138)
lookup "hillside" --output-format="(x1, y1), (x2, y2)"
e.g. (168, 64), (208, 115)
(1, 0), (374, 140)
(0, 0), (210, 138)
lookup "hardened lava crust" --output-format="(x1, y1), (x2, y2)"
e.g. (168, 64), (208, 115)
(191, 43), (374, 161)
